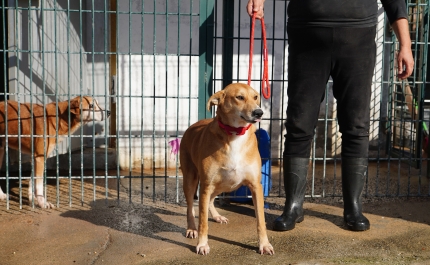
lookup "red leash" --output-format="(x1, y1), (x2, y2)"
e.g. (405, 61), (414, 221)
(248, 12), (270, 99)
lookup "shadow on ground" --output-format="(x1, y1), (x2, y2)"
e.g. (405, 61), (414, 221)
(59, 199), (259, 254)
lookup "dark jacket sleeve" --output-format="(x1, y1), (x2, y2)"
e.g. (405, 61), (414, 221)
(381, 0), (408, 24)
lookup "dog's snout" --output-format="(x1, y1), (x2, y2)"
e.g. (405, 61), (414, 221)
(253, 109), (263, 118)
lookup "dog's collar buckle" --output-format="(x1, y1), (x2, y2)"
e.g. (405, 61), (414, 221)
(217, 120), (252, 136)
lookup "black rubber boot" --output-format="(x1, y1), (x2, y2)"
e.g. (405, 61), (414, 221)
(273, 157), (309, 231)
(342, 157), (370, 231)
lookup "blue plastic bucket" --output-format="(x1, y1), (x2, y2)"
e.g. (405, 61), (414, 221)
(230, 128), (272, 202)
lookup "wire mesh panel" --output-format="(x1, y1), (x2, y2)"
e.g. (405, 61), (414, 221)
(0, 0), (203, 210)
(0, 0), (115, 210)
(385, 0), (430, 196)
(114, 0), (199, 204)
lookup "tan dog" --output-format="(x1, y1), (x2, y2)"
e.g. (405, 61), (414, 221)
(0, 96), (110, 208)
(180, 83), (274, 255)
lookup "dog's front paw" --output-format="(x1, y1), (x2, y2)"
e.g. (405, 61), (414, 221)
(186, 229), (198, 239)
(259, 242), (274, 255)
(35, 196), (55, 209)
(196, 243), (210, 255)
(213, 215), (228, 224)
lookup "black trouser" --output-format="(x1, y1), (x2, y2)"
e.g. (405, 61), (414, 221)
(284, 26), (376, 158)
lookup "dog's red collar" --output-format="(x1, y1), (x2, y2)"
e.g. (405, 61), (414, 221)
(217, 119), (252, 136)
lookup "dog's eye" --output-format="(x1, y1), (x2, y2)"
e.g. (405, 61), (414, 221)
(254, 95), (258, 100)
(89, 104), (94, 109)
(236, 95), (244, 100)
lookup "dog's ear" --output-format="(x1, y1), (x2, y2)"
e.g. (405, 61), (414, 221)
(69, 98), (81, 115)
(206, 90), (225, 110)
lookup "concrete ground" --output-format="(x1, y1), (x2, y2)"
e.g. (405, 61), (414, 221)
(1, 193), (430, 264)
(1, 163), (430, 264)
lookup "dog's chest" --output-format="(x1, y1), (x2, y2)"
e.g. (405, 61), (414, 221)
(216, 137), (259, 190)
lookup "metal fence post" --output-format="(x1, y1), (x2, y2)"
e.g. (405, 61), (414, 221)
(198, 0), (214, 120)
(222, 0), (234, 89)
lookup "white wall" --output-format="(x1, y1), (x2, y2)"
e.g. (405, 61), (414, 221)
(117, 55), (199, 169)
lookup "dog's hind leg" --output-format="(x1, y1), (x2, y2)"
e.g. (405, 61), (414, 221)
(209, 195), (228, 224)
(0, 144), (6, 200)
(29, 155), (54, 208)
(182, 163), (199, 239)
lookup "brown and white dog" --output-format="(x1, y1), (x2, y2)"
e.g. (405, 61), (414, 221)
(180, 83), (274, 255)
(0, 96), (110, 208)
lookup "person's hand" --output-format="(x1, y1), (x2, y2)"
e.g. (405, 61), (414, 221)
(397, 47), (414, 80)
(246, 0), (265, 19)
(391, 18), (414, 80)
